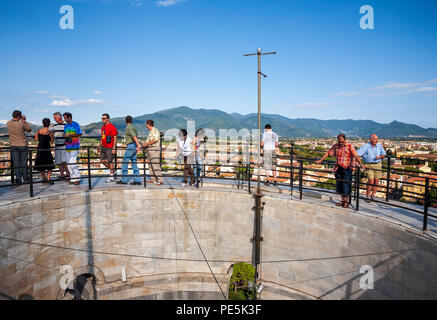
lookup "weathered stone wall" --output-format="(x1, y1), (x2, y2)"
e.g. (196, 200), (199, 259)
(260, 196), (437, 300)
(0, 188), (436, 300)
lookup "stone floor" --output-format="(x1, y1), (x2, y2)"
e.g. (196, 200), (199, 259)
(1, 174), (436, 238)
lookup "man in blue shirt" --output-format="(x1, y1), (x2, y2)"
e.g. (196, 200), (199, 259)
(357, 134), (386, 202)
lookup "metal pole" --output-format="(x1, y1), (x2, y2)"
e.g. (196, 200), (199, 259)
(386, 149), (392, 202)
(290, 141), (294, 196)
(10, 150), (14, 184)
(257, 48), (261, 192)
(299, 159), (303, 200)
(423, 177), (429, 231)
(355, 167), (360, 211)
(28, 149), (33, 197)
(114, 139), (118, 180)
(87, 147), (92, 190)
(143, 147), (147, 188)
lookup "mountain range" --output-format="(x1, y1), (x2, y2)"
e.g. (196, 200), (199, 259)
(1, 106), (437, 138)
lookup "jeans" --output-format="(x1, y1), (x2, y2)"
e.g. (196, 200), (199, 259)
(193, 154), (202, 181)
(11, 146), (28, 183)
(122, 143), (141, 183)
(335, 166), (352, 196)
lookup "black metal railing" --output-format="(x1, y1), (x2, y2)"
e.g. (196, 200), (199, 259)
(0, 136), (436, 231)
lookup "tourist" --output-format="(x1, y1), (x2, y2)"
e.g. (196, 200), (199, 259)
(315, 134), (365, 208)
(261, 124), (279, 186)
(357, 134), (386, 202)
(63, 112), (82, 185)
(51, 112), (69, 181)
(193, 128), (206, 187)
(34, 118), (55, 184)
(177, 129), (195, 187)
(117, 116), (142, 185)
(141, 120), (163, 185)
(7, 110), (31, 185)
(99, 113), (118, 183)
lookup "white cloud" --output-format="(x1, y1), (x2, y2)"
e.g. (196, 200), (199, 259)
(49, 95), (70, 99)
(334, 78), (437, 97)
(156, 0), (182, 6)
(50, 98), (103, 107)
(296, 102), (333, 108)
(131, 0), (143, 7)
(92, 90), (102, 95)
(0, 119), (8, 125)
(35, 90), (49, 94)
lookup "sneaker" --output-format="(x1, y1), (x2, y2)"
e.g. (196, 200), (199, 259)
(156, 182), (163, 186)
(106, 177), (115, 183)
(116, 181), (127, 185)
(147, 180), (155, 184)
(365, 197), (371, 203)
(264, 181), (270, 186)
(181, 183), (188, 187)
(130, 181), (141, 185)
(273, 181), (278, 186)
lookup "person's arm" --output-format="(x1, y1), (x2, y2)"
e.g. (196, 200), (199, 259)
(112, 135), (117, 154)
(35, 130), (39, 142)
(351, 147), (365, 168)
(315, 146), (334, 164)
(376, 145), (386, 160)
(133, 136), (141, 151)
(23, 119), (31, 132)
(49, 131), (54, 143)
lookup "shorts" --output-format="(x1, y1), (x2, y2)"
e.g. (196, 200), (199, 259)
(54, 148), (67, 165)
(100, 147), (114, 163)
(263, 150), (277, 170)
(366, 162), (382, 180)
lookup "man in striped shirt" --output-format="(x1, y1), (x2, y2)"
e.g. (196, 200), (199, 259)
(51, 112), (70, 181)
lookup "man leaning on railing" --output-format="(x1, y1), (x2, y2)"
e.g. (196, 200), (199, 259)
(357, 134), (386, 202)
(7, 110), (31, 185)
(315, 134), (365, 208)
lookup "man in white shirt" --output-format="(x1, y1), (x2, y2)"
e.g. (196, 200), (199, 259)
(261, 124), (279, 186)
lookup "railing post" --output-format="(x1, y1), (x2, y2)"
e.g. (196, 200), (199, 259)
(114, 140), (118, 180)
(386, 149), (392, 202)
(247, 162), (251, 194)
(423, 177), (429, 231)
(299, 159), (303, 200)
(28, 148), (33, 197)
(143, 148), (147, 188)
(10, 150), (14, 184)
(87, 147), (92, 190)
(355, 166), (360, 211)
(290, 141), (294, 196)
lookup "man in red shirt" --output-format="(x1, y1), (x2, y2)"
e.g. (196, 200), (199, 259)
(99, 113), (118, 183)
(316, 134), (365, 208)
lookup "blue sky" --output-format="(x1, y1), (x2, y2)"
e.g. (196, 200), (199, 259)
(0, 0), (436, 128)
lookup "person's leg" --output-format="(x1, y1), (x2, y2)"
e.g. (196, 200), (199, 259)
(67, 151), (80, 183)
(47, 170), (52, 181)
(342, 168), (352, 206)
(335, 168), (343, 205)
(20, 146), (29, 183)
(372, 179), (379, 197)
(183, 156), (190, 184)
(367, 178), (374, 198)
(149, 149), (162, 183)
(121, 149), (132, 183)
(41, 171), (46, 182)
(11, 146), (21, 183)
(131, 150), (141, 183)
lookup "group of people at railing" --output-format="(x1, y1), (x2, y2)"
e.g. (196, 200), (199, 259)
(315, 133), (387, 208)
(5, 109), (209, 187)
